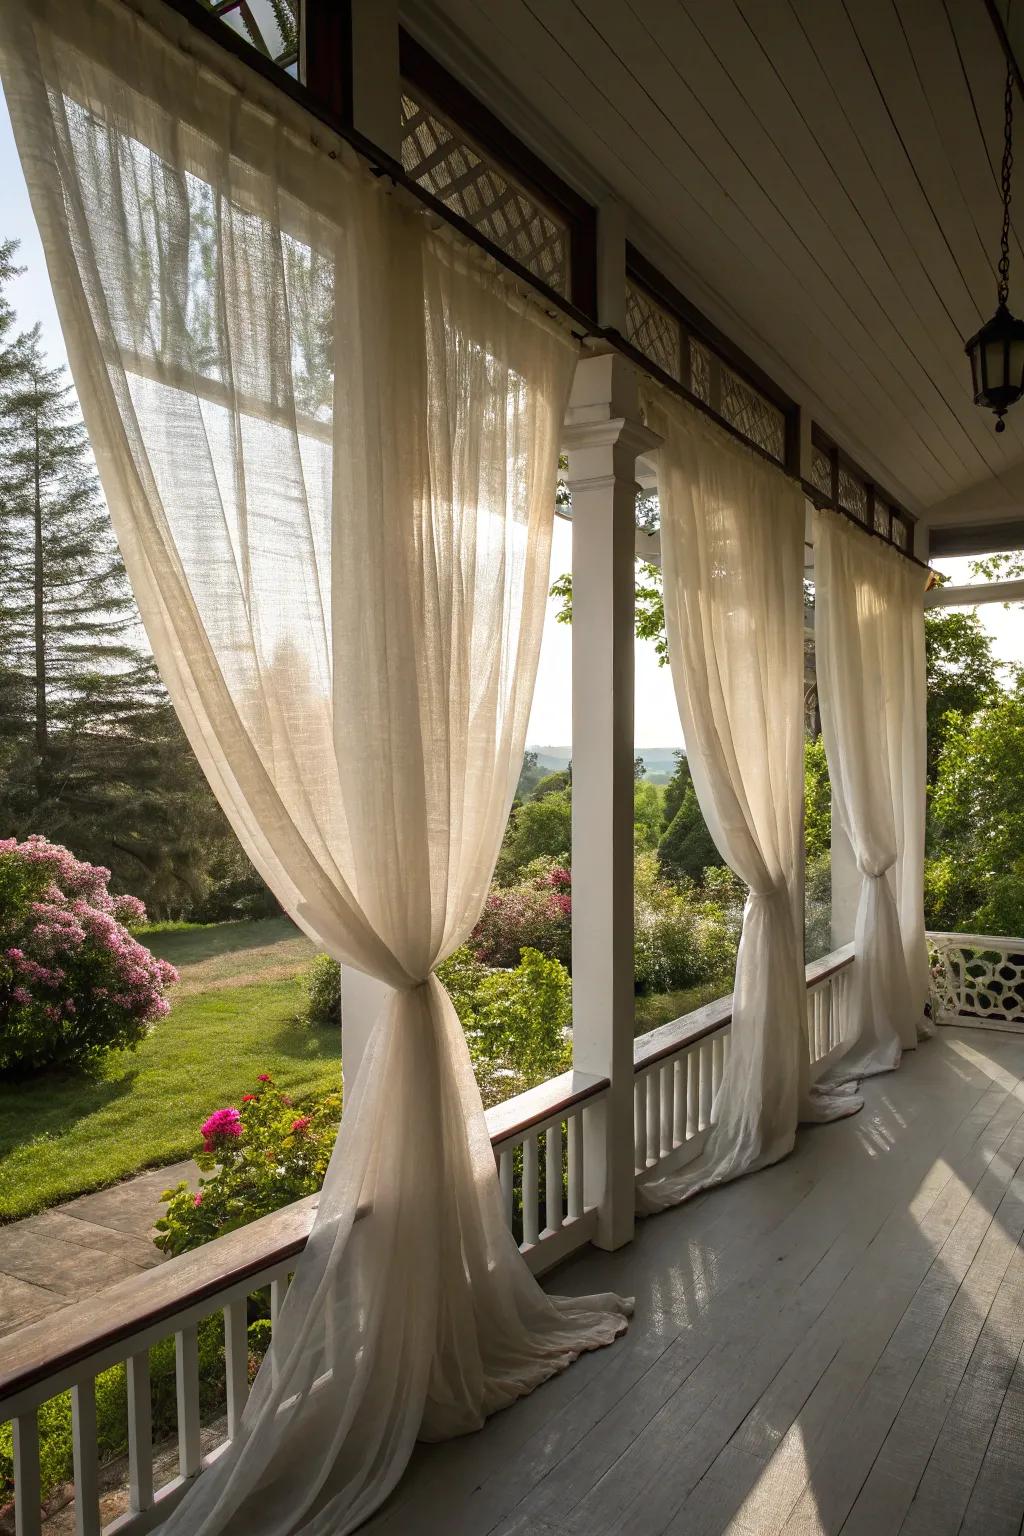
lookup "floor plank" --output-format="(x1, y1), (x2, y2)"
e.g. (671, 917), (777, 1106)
(362, 1027), (1024, 1536)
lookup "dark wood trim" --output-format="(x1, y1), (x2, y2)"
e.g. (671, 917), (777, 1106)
(486, 1071), (609, 1147)
(609, 328), (794, 474)
(808, 425), (927, 569)
(142, 3), (923, 564)
(626, 246), (799, 422)
(399, 31), (598, 317)
(0, 1196), (322, 1407)
(633, 994), (735, 1072)
(301, 0), (351, 127)
(633, 945), (856, 1074)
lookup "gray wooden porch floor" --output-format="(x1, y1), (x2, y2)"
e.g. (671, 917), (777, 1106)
(365, 1025), (1024, 1536)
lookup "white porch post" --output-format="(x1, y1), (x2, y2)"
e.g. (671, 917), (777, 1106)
(340, 967), (390, 1106)
(564, 352), (659, 1251)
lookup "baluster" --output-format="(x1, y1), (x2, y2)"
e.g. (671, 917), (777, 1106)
(175, 1324), (201, 1479)
(522, 1134), (540, 1247)
(660, 1060), (675, 1157)
(806, 989), (817, 1061)
(269, 1273), (290, 1332)
(698, 1041), (713, 1131)
(224, 1298), (249, 1441)
(646, 1072), (659, 1163)
(672, 1058), (686, 1147)
(686, 1047), (699, 1138)
(567, 1111), (583, 1220)
(634, 1076), (648, 1172)
(13, 1412), (42, 1536)
(711, 1033), (725, 1106)
(72, 1379), (101, 1536)
(545, 1121), (564, 1232)
(127, 1350), (153, 1513)
(499, 1146), (514, 1228)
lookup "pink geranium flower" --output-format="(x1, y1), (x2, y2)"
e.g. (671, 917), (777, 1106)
(200, 1107), (243, 1152)
(290, 1116), (311, 1135)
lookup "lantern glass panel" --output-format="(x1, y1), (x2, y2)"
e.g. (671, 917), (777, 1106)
(983, 336), (1008, 394)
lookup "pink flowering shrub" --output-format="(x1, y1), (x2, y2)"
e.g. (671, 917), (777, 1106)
(470, 859), (572, 969)
(0, 835), (177, 1074)
(155, 1075), (342, 1257)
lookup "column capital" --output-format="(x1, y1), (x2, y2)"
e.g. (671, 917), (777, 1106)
(562, 352), (662, 489)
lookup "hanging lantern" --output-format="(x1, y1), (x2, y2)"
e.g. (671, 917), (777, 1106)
(965, 67), (1024, 432)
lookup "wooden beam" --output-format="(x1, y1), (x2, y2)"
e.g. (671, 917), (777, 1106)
(926, 577), (1024, 608)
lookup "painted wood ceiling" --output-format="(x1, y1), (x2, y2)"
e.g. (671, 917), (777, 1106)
(403, 0), (1024, 540)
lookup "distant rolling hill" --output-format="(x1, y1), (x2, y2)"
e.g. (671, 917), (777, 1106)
(527, 746), (683, 782)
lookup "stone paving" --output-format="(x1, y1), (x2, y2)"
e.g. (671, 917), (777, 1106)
(0, 1160), (200, 1338)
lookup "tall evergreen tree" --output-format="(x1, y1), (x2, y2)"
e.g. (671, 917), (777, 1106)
(0, 242), (275, 917)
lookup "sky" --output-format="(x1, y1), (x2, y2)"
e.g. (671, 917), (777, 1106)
(0, 87), (1017, 755)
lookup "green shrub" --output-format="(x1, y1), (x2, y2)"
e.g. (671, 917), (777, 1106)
(0, 836), (177, 1075)
(155, 1076), (341, 1258)
(805, 855), (833, 962)
(494, 790), (571, 884)
(462, 946), (573, 1105)
(304, 951), (341, 1027)
(0, 1313), (271, 1507)
(470, 861), (571, 969)
(657, 788), (724, 886)
(634, 852), (738, 995)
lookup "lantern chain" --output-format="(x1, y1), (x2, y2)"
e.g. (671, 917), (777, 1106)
(999, 64), (1014, 308)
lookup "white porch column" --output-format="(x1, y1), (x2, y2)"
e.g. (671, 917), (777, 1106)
(340, 967), (390, 1108)
(564, 352), (660, 1251)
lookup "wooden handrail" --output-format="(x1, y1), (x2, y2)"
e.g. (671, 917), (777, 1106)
(0, 1196), (319, 1408)
(632, 943), (855, 1074)
(0, 1078), (613, 1408)
(0, 946), (857, 1411)
(927, 930), (1024, 950)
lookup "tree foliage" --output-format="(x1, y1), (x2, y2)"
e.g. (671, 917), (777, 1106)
(929, 685), (1024, 934)
(923, 609), (1000, 783)
(0, 244), (274, 920)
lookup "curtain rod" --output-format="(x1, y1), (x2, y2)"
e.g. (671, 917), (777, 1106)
(157, 0), (929, 573)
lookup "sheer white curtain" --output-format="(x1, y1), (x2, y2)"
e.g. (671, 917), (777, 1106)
(813, 509), (931, 1082)
(637, 393), (854, 1214)
(0, 2), (629, 1530)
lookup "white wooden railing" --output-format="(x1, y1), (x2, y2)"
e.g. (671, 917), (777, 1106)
(928, 931), (1024, 1030)
(0, 946), (856, 1535)
(631, 944), (854, 1182)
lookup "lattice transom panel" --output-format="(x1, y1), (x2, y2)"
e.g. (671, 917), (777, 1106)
(720, 367), (786, 462)
(891, 517), (908, 549)
(810, 447), (833, 497)
(690, 340), (712, 404)
(838, 466), (868, 520)
(400, 91), (570, 296)
(930, 937), (1024, 1027)
(625, 279), (682, 383)
(874, 500), (891, 537)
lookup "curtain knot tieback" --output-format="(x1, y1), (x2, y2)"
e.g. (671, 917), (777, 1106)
(748, 882), (789, 905)
(862, 860), (896, 880)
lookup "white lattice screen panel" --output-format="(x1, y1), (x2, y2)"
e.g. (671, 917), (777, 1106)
(929, 934), (1024, 1029)
(400, 91), (570, 296)
(625, 279), (682, 383)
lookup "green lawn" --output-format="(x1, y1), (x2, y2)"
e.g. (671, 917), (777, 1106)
(0, 918), (339, 1222)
